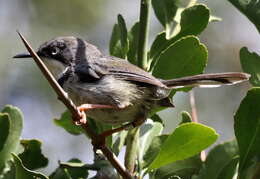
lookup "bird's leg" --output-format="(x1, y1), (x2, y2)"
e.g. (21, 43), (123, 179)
(93, 118), (146, 149)
(75, 104), (116, 125)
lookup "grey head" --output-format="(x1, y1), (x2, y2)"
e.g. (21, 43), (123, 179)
(14, 36), (102, 79)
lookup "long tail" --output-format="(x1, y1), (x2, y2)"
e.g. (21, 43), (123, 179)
(162, 72), (250, 88)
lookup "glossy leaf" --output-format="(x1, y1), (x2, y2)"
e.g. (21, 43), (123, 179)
(179, 111), (192, 124)
(216, 157), (239, 179)
(112, 130), (128, 156)
(234, 88), (260, 177)
(50, 159), (88, 179)
(143, 135), (168, 168)
(18, 139), (48, 170)
(150, 4), (210, 67)
(178, 4), (209, 37)
(117, 14), (129, 56)
(152, 0), (178, 38)
(139, 119), (163, 167)
(150, 155), (202, 179)
(228, 0), (260, 33)
(0, 105), (23, 170)
(109, 14), (128, 58)
(127, 22), (139, 65)
(110, 24), (122, 57)
(0, 114), (10, 151)
(12, 153), (48, 179)
(197, 140), (239, 179)
(149, 123), (218, 170)
(53, 110), (84, 135)
(240, 47), (260, 86)
(152, 36), (207, 80)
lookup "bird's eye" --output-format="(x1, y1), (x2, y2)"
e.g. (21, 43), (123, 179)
(51, 47), (59, 56)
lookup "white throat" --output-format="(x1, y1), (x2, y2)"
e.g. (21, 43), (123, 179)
(41, 57), (68, 80)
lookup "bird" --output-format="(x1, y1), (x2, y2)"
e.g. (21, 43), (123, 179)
(14, 36), (250, 133)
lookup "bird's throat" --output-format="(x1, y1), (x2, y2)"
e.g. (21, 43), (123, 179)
(41, 57), (68, 80)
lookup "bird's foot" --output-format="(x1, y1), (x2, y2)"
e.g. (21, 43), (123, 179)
(74, 103), (116, 125)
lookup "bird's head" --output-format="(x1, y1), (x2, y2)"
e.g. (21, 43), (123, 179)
(13, 36), (102, 79)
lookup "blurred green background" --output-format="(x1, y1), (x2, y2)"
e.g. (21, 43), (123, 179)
(0, 0), (255, 175)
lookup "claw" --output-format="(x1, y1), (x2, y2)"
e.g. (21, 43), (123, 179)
(73, 103), (116, 125)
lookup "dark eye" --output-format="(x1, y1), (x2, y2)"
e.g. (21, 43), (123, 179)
(51, 47), (60, 56)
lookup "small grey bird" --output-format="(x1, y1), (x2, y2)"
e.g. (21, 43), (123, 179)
(14, 36), (250, 128)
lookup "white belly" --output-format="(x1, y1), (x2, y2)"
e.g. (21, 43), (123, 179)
(63, 75), (150, 125)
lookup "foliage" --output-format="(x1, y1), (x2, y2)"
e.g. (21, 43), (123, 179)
(1, 0), (260, 178)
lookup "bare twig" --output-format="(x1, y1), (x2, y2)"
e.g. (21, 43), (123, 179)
(189, 90), (206, 161)
(17, 32), (133, 179)
(189, 90), (198, 123)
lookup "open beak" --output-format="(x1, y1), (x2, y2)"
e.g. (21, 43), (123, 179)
(13, 52), (32, 59)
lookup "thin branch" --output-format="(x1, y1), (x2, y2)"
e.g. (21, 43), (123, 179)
(17, 32), (133, 179)
(189, 90), (198, 123)
(124, 0), (152, 173)
(137, 0), (151, 70)
(189, 90), (206, 161)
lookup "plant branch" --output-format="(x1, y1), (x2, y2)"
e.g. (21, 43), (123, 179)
(137, 0), (151, 70)
(189, 90), (206, 161)
(124, 0), (151, 174)
(124, 127), (139, 173)
(17, 32), (133, 179)
(189, 90), (198, 123)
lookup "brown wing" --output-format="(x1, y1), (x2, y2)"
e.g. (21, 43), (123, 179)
(92, 56), (167, 88)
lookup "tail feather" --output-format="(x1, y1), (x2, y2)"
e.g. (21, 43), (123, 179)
(162, 72), (250, 88)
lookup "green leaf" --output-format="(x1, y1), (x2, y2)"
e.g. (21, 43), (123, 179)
(0, 105), (23, 170)
(196, 140), (239, 179)
(127, 22), (139, 65)
(112, 130), (128, 156)
(53, 110), (84, 135)
(109, 14), (128, 58)
(143, 135), (169, 168)
(149, 32), (167, 70)
(50, 159), (88, 179)
(149, 123), (218, 170)
(12, 153), (48, 179)
(240, 47), (260, 86)
(152, 36), (207, 80)
(178, 4), (209, 37)
(18, 139), (48, 170)
(216, 157), (239, 179)
(0, 113), (10, 151)
(0, 161), (16, 179)
(150, 4), (210, 68)
(152, 0), (178, 38)
(90, 119), (113, 148)
(234, 88), (260, 177)
(109, 24), (122, 57)
(150, 155), (202, 179)
(117, 14), (129, 55)
(228, 0), (260, 33)
(179, 111), (192, 124)
(139, 120), (163, 167)
(150, 114), (164, 126)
